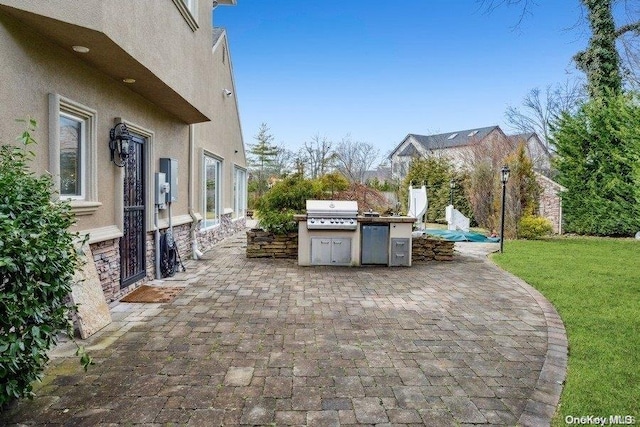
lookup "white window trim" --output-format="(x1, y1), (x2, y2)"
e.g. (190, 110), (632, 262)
(233, 165), (247, 220)
(202, 150), (222, 229)
(49, 94), (101, 215)
(58, 111), (86, 200)
(172, 0), (199, 31)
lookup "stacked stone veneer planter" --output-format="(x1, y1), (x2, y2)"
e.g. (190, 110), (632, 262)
(412, 235), (455, 262)
(247, 230), (455, 262)
(246, 230), (298, 258)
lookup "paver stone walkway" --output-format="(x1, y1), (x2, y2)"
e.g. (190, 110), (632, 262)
(1, 232), (567, 426)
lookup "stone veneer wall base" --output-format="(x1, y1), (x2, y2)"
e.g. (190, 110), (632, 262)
(246, 230), (455, 262)
(246, 230), (298, 258)
(90, 216), (247, 303)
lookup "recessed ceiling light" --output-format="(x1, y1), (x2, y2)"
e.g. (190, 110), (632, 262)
(72, 45), (90, 53)
(122, 78), (136, 84)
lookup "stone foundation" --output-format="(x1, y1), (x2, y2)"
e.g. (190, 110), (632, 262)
(411, 236), (455, 262)
(197, 214), (246, 253)
(91, 221), (198, 303)
(144, 223), (192, 282)
(246, 230), (298, 258)
(90, 238), (121, 303)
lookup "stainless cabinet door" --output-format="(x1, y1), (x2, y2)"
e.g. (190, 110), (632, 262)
(311, 238), (332, 265)
(330, 238), (352, 265)
(390, 238), (410, 266)
(361, 225), (389, 265)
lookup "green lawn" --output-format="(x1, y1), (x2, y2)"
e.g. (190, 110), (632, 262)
(492, 238), (640, 425)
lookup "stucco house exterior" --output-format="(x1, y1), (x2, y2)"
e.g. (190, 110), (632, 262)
(0, 0), (247, 302)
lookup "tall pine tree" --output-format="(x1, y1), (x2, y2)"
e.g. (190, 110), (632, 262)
(249, 123), (278, 197)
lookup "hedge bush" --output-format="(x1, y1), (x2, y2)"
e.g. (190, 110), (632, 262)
(518, 215), (553, 239)
(254, 175), (325, 233)
(553, 92), (640, 236)
(0, 119), (91, 407)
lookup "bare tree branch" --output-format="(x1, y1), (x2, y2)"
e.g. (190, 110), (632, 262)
(334, 135), (380, 184)
(483, 0), (640, 88)
(299, 134), (336, 179)
(479, 0), (539, 27)
(615, 20), (640, 36)
(505, 80), (586, 148)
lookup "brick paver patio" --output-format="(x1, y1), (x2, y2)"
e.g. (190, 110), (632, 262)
(1, 233), (567, 426)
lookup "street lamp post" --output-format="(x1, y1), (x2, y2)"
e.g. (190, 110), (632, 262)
(500, 165), (510, 253)
(449, 179), (455, 206)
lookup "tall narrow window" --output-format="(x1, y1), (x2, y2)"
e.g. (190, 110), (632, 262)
(59, 113), (85, 198)
(203, 154), (222, 229)
(233, 167), (247, 219)
(49, 94), (99, 215)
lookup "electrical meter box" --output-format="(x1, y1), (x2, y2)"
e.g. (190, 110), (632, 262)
(159, 158), (178, 203)
(155, 172), (169, 209)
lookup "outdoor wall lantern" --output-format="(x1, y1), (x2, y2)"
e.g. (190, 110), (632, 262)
(109, 122), (131, 167)
(500, 165), (510, 253)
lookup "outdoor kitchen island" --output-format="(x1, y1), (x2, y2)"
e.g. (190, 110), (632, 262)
(295, 200), (416, 267)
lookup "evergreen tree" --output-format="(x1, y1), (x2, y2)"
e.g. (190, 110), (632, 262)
(500, 143), (541, 238)
(400, 157), (473, 224)
(552, 92), (640, 235)
(249, 123), (278, 197)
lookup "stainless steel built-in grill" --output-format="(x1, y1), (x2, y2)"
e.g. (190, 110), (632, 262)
(306, 200), (358, 230)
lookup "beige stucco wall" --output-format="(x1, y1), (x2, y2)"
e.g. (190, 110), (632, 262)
(192, 32), (246, 220)
(0, 12), (190, 236)
(0, 1), (247, 297)
(0, 0), (214, 117)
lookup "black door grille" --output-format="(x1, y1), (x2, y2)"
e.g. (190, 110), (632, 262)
(120, 134), (146, 287)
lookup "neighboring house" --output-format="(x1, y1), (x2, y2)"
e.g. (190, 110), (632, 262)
(0, 0), (247, 303)
(389, 125), (552, 180)
(389, 125), (563, 233)
(536, 172), (565, 234)
(508, 132), (553, 176)
(362, 166), (392, 185)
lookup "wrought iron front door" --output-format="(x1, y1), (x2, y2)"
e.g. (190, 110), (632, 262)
(120, 133), (146, 287)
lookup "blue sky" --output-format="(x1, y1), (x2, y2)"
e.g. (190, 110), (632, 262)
(215, 1), (588, 160)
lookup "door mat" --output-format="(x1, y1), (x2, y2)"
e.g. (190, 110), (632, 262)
(120, 285), (185, 303)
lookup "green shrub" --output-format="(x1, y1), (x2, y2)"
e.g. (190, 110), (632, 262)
(399, 157), (474, 225)
(254, 175), (325, 234)
(254, 209), (298, 234)
(0, 119), (91, 407)
(256, 175), (322, 212)
(518, 215), (553, 239)
(319, 172), (349, 196)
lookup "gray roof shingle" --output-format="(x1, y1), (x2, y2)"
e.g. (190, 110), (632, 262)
(407, 125), (499, 152)
(212, 27), (225, 46)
